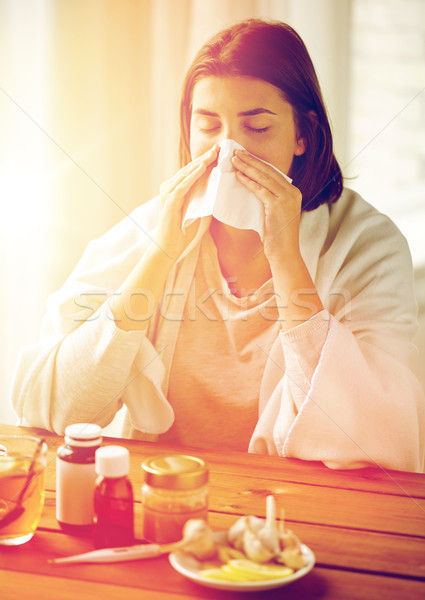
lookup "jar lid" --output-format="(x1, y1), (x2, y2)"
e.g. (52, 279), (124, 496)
(95, 446), (130, 477)
(142, 455), (208, 490)
(64, 423), (102, 447)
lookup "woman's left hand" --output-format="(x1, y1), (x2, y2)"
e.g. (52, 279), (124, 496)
(232, 148), (324, 328)
(232, 149), (302, 264)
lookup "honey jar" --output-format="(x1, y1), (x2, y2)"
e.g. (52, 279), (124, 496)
(141, 454), (209, 543)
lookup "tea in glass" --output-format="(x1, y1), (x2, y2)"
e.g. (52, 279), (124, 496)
(0, 435), (47, 545)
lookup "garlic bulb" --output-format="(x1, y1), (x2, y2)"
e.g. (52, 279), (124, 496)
(242, 520), (276, 563)
(276, 520), (309, 569)
(181, 519), (217, 560)
(227, 515), (263, 550)
(259, 495), (280, 554)
(227, 496), (308, 569)
(227, 496), (280, 564)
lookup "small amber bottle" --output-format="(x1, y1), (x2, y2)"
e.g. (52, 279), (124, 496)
(93, 445), (134, 548)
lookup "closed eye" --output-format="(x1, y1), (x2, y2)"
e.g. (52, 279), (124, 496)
(199, 126), (221, 133)
(245, 125), (270, 134)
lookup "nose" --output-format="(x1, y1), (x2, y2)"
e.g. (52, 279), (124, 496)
(212, 119), (251, 152)
(216, 122), (240, 146)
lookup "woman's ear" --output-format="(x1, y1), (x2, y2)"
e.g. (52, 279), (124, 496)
(294, 110), (318, 156)
(294, 135), (307, 156)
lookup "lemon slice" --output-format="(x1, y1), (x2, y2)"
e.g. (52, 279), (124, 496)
(0, 457), (28, 476)
(217, 544), (246, 563)
(200, 568), (246, 583)
(200, 560), (295, 583)
(226, 559), (294, 580)
(221, 565), (273, 582)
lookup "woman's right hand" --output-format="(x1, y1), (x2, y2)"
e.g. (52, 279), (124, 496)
(155, 144), (219, 262)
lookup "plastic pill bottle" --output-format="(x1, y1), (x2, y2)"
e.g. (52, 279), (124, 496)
(93, 445), (134, 548)
(56, 423), (102, 533)
(141, 454), (209, 544)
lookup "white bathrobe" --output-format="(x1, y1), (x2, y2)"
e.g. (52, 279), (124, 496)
(11, 189), (425, 472)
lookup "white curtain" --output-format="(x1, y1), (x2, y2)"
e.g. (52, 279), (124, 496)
(0, 0), (386, 428)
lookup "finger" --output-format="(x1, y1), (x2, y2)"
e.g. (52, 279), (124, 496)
(234, 148), (287, 179)
(163, 145), (219, 193)
(232, 150), (290, 194)
(232, 156), (279, 196)
(235, 169), (274, 202)
(174, 161), (209, 197)
(182, 144), (219, 174)
(236, 170), (302, 224)
(162, 161), (208, 214)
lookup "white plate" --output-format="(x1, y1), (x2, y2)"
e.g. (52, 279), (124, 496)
(169, 531), (315, 592)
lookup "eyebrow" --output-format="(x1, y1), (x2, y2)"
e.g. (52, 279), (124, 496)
(193, 108), (277, 117)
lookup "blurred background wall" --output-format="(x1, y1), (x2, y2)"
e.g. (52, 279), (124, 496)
(1, 0), (424, 429)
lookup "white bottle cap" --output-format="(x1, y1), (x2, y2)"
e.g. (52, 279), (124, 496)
(64, 423), (102, 446)
(95, 446), (130, 477)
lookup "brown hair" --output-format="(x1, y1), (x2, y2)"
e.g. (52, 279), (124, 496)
(179, 19), (343, 211)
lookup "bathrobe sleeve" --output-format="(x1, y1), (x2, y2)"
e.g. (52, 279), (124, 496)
(11, 197), (175, 435)
(249, 191), (425, 472)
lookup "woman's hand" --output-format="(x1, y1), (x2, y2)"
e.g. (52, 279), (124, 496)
(232, 148), (323, 329)
(155, 144), (219, 262)
(231, 148), (302, 264)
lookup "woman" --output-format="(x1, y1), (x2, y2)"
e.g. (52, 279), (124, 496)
(12, 19), (424, 471)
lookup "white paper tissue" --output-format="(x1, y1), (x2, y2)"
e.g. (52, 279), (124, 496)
(183, 139), (291, 241)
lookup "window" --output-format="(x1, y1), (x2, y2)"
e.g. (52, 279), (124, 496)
(347, 0), (425, 268)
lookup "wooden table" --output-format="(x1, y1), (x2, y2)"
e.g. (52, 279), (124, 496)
(1, 424), (425, 599)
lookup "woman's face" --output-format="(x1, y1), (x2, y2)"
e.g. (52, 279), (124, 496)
(189, 76), (306, 175)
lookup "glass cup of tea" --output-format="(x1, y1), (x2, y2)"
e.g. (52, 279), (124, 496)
(0, 435), (47, 545)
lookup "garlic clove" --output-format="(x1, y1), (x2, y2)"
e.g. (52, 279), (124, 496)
(279, 528), (302, 550)
(276, 526), (307, 569)
(276, 546), (309, 570)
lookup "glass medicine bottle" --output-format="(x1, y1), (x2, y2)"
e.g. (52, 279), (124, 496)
(93, 445), (134, 548)
(56, 423), (102, 533)
(141, 454), (209, 544)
